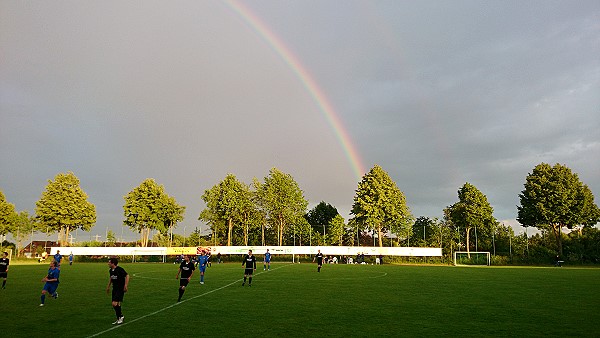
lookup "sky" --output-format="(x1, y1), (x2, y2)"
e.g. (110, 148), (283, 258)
(1, 1), (599, 243)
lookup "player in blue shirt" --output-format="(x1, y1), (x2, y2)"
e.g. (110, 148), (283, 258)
(69, 253), (74, 265)
(263, 249), (271, 271)
(196, 250), (209, 284)
(53, 250), (63, 267)
(40, 261), (60, 306)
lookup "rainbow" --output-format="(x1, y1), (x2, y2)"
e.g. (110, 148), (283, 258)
(224, 1), (366, 180)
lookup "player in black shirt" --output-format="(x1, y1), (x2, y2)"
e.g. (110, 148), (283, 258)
(241, 250), (256, 286)
(0, 251), (9, 289)
(107, 258), (129, 325)
(313, 250), (324, 272)
(175, 255), (195, 302)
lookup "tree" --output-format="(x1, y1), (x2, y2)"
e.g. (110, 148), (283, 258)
(106, 230), (117, 246)
(0, 191), (17, 239)
(328, 214), (346, 245)
(12, 211), (35, 256)
(199, 174), (250, 246)
(517, 163), (600, 256)
(305, 201), (339, 239)
(161, 195), (186, 247)
(412, 216), (435, 247)
(446, 182), (497, 255)
(350, 165), (412, 247)
(258, 168), (308, 246)
(123, 178), (185, 247)
(35, 172), (96, 246)
(292, 216), (312, 246)
(252, 178), (269, 246)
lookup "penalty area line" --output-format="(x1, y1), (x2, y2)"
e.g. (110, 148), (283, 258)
(86, 264), (291, 337)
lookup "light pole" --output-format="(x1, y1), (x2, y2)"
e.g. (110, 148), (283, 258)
(492, 227), (496, 256)
(373, 229), (376, 246)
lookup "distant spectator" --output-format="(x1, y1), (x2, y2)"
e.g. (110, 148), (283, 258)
(39, 251), (48, 263)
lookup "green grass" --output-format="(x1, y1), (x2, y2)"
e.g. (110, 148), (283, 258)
(2, 261), (599, 337)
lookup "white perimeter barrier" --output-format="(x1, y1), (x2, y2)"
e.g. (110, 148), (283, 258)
(50, 246), (441, 257)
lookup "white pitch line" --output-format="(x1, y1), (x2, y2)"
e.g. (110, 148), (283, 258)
(86, 264), (290, 338)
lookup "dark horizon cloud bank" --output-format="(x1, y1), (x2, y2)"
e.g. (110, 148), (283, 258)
(1, 1), (599, 242)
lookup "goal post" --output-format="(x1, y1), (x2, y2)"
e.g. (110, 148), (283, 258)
(453, 251), (491, 266)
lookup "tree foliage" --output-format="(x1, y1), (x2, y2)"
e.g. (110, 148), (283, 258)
(306, 201), (338, 226)
(35, 172), (96, 246)
(13, 211), (35, 256)
(0, 190), (17, 237)
(328, 214), (346, 246)
(517, 163), (600, 256)
(305, 201), (340, 243)
(446, 182), (497, 254)
(350, 165), (412, 247)
(123, 178), (185, 247)
(258, 168), (308, 246)
(412, 216), (437, 247)
(200, 174), (251, 246)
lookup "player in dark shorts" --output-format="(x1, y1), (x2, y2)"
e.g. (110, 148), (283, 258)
(106, 258), (129, 325)
(40, 261), (60, 306)
(241, 250), (256, 286)
(0, 251), (9, 289)
(313, 250), (324, 272)
(176, 255), (195, 302)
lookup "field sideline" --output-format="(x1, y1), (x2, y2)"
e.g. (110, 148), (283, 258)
(2, 261), (599, 337)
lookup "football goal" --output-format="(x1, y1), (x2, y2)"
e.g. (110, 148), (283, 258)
(453, 251), (491, 266)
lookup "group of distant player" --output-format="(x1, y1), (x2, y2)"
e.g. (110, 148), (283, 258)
(0, 247), (331, 327)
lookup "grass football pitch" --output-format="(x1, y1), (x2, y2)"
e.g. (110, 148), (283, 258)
(2, 261), (599, 337)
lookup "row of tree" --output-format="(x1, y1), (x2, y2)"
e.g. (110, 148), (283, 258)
(1, 163), (599, 260)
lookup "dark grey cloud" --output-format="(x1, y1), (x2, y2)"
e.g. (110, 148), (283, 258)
(1, 1), (598, 241)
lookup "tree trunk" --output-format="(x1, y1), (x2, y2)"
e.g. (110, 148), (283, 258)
(227, 218), (233, 246)
(377, 225), (383, 247)
(64, 227), (70, 246)
(261, 222), (265, 246)
(243, 214), (248, 245)
(140, 229), (146, 247)
(552, 223), (563, 257)
(278, 215), (284, 246)
(465, 226), (471, 258)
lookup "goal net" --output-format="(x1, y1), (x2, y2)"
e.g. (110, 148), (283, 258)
(453, 251), (491, 266)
